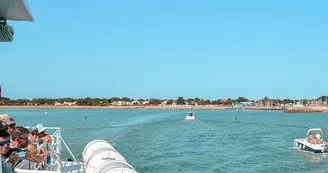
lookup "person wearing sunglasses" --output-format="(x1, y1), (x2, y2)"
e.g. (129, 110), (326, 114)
(3, 126), (29, 163)
(0, 133), (10, 157)
(4, 126), (48, 169)
(27, 127), (49, 162)
(0, 120), (17, 173)
(28, 127), (39, 150)
(0, 120), (11, 158)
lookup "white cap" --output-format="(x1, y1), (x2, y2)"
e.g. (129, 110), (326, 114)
(316, 133), (321, 139)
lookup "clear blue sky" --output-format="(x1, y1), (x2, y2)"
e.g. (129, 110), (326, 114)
(1, 0), (328, 100)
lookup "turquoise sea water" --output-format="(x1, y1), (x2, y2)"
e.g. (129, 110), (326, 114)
(1, 109), (328, 173)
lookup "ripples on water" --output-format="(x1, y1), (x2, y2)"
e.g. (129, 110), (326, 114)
(2, 109), (328, 172)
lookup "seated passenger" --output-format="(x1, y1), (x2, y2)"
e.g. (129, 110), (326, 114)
(315, 133), (323, 144)
(307, 133), (315, 144)
(35, 124), (52, 143)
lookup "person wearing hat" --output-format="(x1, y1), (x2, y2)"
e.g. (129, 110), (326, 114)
(0, 114), (16, 136)
(25, 125), (50, 164)
(27, 126), (49, 164)
(5, 126), (48, 168)
(35, 124), (52, 143)
(28, 127), (39, 148)
(35, 124), (52, 164)
(28, 127), (41, 154)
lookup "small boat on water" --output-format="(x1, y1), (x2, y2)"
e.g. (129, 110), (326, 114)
(185, 110), (195, 120)
(294, 128), (328, 153)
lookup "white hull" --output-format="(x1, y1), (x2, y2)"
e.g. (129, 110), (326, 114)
(185, 111), (195, 120)
(294, 139), (328, 153)
(185, 115), (195, 120)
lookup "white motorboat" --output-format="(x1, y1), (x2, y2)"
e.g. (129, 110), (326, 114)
(185, 111), (195, 120)
(294, 128), (328, 153)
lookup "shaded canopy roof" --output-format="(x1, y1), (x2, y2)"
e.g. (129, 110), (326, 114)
(0, 0), (33, 21)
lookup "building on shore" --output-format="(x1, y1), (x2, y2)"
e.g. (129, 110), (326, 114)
(54, 101), (77, 106)
(316, 96), (328, 105)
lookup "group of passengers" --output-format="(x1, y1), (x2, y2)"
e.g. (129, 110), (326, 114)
(0, 114), (52, 173)
(307, 132), (326, 145)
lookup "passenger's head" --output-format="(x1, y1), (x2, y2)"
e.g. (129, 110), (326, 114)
(35, 124), (47, 138)
(0, 114), (16, 135)
(308, 133), (314, 139)
(0, 120), (10, 155)
(29, 127), (38, 142)
(0, 131), (11, 155)
(12, 126), (29, 148)
(316, 133), (321, 139)
(29, 127), (38, 136)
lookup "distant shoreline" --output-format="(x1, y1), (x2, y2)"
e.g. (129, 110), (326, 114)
(0, 105), (234, 110)
(0, 105), (327, 112)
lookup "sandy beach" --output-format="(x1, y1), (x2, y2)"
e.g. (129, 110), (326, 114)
(309, 106), (328, 112)
(244, 107), (283, 111)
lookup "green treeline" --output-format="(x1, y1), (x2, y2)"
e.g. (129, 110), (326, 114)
(0, 96), (302, 106)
